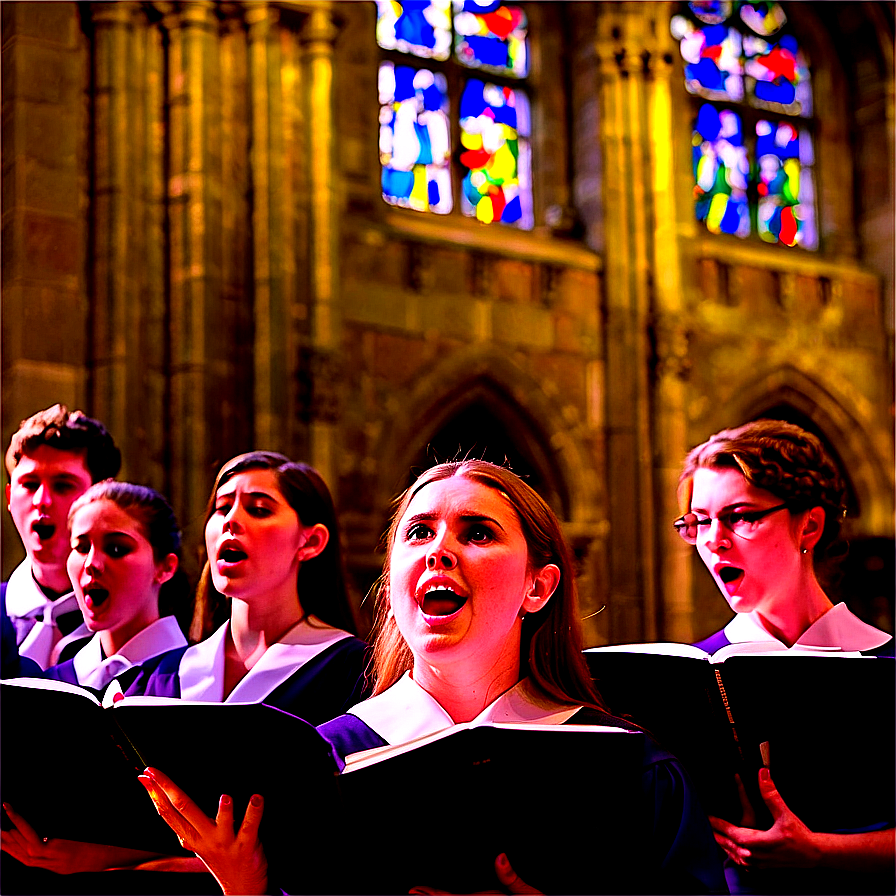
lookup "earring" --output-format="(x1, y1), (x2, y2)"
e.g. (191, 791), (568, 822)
(801, 547), (809, 554)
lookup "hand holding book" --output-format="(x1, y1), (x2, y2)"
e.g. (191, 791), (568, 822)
(710, 766), (895, 875)
(138, 766), (269, 896)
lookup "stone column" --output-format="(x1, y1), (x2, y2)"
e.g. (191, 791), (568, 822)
(300, 5), (341, 492)
(164, 0), (225, 540)
(246, 2), (291, 453)
(89, 2), (168, 485)
(596, 3), (674, 643)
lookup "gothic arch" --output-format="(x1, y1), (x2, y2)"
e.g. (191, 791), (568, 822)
(725, 365), (894, 534)
(372, 347), (599, 526)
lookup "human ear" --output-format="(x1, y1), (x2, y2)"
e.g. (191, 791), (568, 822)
(799, 506), (826, 553)
(154, 553), (179, 586)
(521, 563), (561, 614)
(297, 523), (330, 561)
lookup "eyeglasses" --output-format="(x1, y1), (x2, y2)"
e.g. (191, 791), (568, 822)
(672, 504), (790, 545)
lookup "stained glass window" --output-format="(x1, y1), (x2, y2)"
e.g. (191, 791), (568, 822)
(379, 63), (453, 214)
(672, 1), (816, 248)
(376, 1), (532, 229)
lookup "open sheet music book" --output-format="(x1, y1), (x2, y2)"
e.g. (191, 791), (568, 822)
(584, 644), (894, 830)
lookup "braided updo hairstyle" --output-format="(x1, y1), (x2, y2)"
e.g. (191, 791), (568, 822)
(679, 419), (848, 563)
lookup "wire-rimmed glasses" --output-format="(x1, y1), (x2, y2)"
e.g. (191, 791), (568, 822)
(672, 504), (790, 545)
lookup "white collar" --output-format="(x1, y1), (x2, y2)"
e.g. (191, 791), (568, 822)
(179, 616), (352, 703)
(347, 672), (581, 745)
(72, 616), (188, 687)
(724, 603), (891, 652)
(4, 560), (76, 619)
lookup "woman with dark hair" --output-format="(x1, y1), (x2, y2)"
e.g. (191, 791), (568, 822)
(43, 480), (190, 689)
(140, 461), (725, 895)
(125, 451), (367, 720)
(675, 419), (894, 893)
(1, 453), (368, 888)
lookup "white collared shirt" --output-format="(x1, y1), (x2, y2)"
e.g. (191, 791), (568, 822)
(4, 560), (90, 669)
(724, 602), (892, 652)
(72, 615), (188, 690)
(347, 672), (582, 746)
(178, 616), (353, 703)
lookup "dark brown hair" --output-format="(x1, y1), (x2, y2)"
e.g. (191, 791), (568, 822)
(69, 480), (192, 632)
(6, 404), (121, 482)
(190, 451), (357, 642)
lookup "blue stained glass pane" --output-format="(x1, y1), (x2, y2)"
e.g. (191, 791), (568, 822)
(377, 1), (452, 60)
(465, 34), (509, 68)
(460, 79), (486, 118)
(696, 104), (722, 141)
(755, 77), (795, 106)
(686, 57), (728, 93)
(395, 9), (436, 50)
(383, 167), (415, 199)
(379, 62), (453, 214)
(453, 0), (528, 77)
(414, 122), (434, 164)
(502, 194), (522, 223)
(422, 83), (444, 111)
(394, 66), (417, 103)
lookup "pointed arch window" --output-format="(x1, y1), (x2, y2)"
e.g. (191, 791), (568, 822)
(671, 1), (817, 249)
(376, 1), (533, 229)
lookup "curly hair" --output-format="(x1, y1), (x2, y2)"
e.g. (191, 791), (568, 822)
(679, 419), (847, 558)
(369, 460), (609, 712)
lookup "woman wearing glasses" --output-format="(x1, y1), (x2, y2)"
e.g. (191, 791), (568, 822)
(675, 418), (891, 655)
(675, 418), (894, 894)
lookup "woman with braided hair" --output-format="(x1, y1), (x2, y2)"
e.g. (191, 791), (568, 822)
(674, 418), (894, 893)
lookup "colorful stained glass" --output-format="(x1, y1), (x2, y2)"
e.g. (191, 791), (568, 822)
(672, 2), (810, 113)
(379, 62), (453, 214)
(689, 1), (733, 26)
(674, 2), (816, 249)
(692, 104), (750, 237)
(739, 2), (787, 37)
(755, 120), (816, 248)
(744, 33), (811, 116)
(458, 79), (531, 228)
(671, 15), (745, 102)
(453, 1), (528, 78)
(376, 0), (452, 60)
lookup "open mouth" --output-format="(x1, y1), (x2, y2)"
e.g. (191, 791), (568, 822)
(83, 587), (110, 609)
(421, 587), (467, 617)
(221, 548), (248, 563)
(32, 521), (55, 541)
(719, 567), (743, 585)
